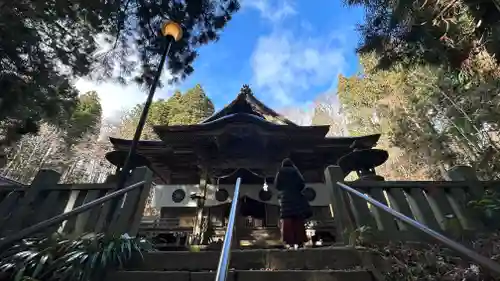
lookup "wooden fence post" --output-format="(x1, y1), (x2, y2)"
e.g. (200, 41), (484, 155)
(125, 167), (153, 236)
(93, 174), (122, 233)
(447, 166), (484, 200)
(107, 167), (152, 236)
(5, 170), (61, 234)
(446, 165), (484, 231)
(324, 165), (354, 244)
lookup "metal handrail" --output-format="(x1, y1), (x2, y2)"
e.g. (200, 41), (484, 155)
(336, 181), (500, 275)
(215, 177), (242, 281)
(0, 180), (146, 251)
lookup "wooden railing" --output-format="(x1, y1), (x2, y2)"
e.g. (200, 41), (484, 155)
(335, 179), (500, 275)
(325, 165), (496, 242)
(0, 167), (153, 240)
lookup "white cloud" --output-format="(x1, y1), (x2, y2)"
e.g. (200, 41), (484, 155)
(279, 102), (315, 125)
(245, 0), (350, 108)
(74, 32), (178, 120)
(75, 75), (175, 120)
(250, 30), (346, 105)
(243, 0), (297, 22)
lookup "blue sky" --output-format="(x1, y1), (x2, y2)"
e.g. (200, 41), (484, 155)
(75, 0), (365, 123)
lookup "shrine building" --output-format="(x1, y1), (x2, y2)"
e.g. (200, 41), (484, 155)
(105, 85), (384, 247)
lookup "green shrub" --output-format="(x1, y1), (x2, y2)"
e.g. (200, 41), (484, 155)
(0, 233), (155, 281)
(469, 190), (500, 229)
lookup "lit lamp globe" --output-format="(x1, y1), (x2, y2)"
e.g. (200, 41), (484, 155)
(162, 21), (183, 41)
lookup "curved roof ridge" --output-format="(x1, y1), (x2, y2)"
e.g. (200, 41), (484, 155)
(201, 85), (298, 126)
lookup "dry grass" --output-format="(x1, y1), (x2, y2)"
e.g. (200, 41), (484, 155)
(360, 232), (500, 281)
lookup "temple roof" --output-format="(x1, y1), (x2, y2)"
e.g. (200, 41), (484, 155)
(108, 133), (381, 183)
(153, 113), (329, 142)
(109, 134), (381, 150)
(151, 85), (330, 142)
(201, 85), (297, 125)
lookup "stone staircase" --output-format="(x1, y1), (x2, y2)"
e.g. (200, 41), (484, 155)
(238, 227), (282, 247)
(109, 247), (381, 281)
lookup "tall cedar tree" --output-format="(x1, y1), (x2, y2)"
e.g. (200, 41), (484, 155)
(1, 92), (104, 183)
(116, 84), (214, 139)
(336, 52), (500, 179)
(0, 0), (239, 145)
(65, 91), (102, 147)
(346, 0), (500, 72)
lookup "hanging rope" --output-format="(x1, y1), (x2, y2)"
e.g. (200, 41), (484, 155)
(212, 167), (268, 180)
(212, 167), (270, 192)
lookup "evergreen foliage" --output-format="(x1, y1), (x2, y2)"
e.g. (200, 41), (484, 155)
(1, 92), (111, 184)
(170, 84), (215, 125)
(0, 0), (239, 144)
(65, 91), (102, 146)
(311, 0), (500, 180)
(115, 84), (215, 140)
(0, 233), (154, 281)
(346, 0), (500, 74)
(329, 51), (500, 180)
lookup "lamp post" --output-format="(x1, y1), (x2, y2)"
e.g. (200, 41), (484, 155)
(106, 21), (183, 227)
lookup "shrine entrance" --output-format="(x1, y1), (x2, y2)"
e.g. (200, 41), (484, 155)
(211, 196), (280, 228)
(239, 196), (279, 228)
(233, 196), (281, 247)
(208, 197), (279, 226)
(240, 196), (265, 227)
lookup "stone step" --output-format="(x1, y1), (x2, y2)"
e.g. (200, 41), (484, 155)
(239, 239), (283, 247)
(129, 247), (368, 271)
(109, 270), (375, 281)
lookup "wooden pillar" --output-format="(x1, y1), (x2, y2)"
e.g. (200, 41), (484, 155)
(158, 170), (172, 220)
(192, 170), (208, 244)
(447, 166), (484, 200)
(201, 207), (213, 244)
(324, 165), (354, 244)
(446, 165), (485, 231)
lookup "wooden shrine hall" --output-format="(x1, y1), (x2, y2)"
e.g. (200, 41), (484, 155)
(105, 85), (387, 247)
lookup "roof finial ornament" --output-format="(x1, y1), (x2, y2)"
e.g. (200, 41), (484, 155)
(240, 84), (253, 97)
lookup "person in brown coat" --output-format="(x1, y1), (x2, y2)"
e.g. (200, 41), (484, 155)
(274, 158), (312, 249)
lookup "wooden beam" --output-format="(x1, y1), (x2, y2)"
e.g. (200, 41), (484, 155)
(191, 168), (208, 244)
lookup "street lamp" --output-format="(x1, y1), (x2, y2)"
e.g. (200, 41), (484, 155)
(106, 21), (183, 226)
(162, 21), (183, 41)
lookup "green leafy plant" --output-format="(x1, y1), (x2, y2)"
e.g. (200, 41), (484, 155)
(469, 190), (500, 214)
(468, 190), (500, 229)
(0, 233), (155, 281)
(189, 245), (202, 252)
